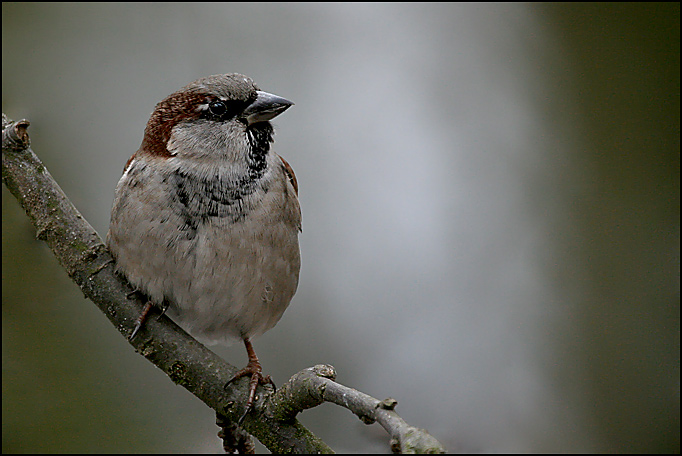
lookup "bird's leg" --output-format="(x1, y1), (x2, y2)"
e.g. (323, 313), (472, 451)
(129, 301), (154, 340)
(228, 338), (275, 423)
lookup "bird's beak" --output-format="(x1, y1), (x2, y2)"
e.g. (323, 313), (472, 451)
(243, 91), (293, 125)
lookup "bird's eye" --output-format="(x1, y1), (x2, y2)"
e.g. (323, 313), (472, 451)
(208, 100), (228, 117)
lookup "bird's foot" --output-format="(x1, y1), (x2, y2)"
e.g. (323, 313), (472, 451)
(226, 339), (275, 424)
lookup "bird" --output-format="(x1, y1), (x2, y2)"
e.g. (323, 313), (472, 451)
(106, 73), (301, 418)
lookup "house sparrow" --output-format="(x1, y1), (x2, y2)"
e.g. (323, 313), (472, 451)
(107, 74), (301, 415)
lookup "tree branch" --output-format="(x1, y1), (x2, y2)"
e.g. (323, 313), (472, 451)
(269, 365), (446, 453)
(2, 114), (445, 454)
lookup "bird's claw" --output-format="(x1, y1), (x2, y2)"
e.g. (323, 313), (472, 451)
(227, 358), (276, 425)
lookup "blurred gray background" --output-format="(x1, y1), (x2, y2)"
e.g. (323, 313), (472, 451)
(2, 3), (679, 453)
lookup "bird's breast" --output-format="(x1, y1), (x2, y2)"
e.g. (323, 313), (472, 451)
(107, 154), (301, 344)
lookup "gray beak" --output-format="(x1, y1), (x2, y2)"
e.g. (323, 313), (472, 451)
(243, 91), (293, 125)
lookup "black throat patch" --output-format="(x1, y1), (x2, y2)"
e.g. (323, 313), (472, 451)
(245, 122), (274, 180)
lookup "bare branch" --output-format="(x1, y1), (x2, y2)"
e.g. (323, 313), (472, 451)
(269, 365), (446, 454)
(2, 113), (446, 454)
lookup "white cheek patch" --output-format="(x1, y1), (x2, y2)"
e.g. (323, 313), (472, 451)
(167, 124), (197, 157)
